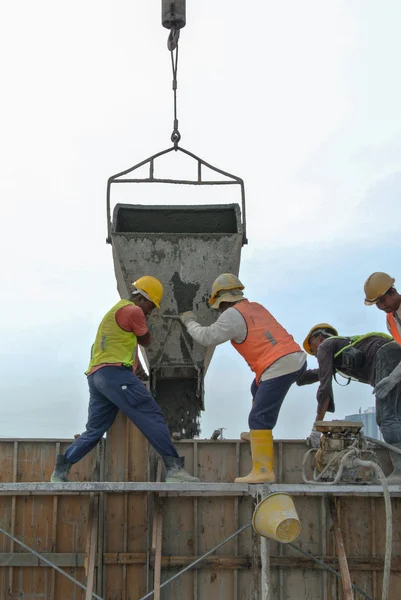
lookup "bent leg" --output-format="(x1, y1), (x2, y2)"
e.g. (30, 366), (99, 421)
(65, 375), (119, 464)
(249, 367), (303, 430)
(93, 366), (179, 458)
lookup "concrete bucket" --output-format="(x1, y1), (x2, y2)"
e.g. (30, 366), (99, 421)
(107, 146), (247, 437)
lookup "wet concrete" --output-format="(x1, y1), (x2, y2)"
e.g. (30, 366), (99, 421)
(115, 204), (239, 235)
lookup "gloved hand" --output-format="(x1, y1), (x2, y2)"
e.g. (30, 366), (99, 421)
(373, 364), (401, 400)
(180, 311), (197, 327)
(306, 424), (321, 448)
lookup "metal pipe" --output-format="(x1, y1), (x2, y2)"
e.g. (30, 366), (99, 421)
(138, 523), (251, 600)
(0, 524), (104, 600)
(354, 460), (392, 600)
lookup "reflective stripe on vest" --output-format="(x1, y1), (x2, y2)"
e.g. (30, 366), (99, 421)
(387, 313), (401, 344)
(85, 299), (138, 375)
(231, 300), (301, 382)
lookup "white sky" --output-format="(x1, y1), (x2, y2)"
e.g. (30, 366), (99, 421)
(1, 1), (401, 440)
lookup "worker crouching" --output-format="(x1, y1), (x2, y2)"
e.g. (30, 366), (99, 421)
(50, 276), (199, 484)
(300, 324), (401, 484)
(180, 274), (307, 484)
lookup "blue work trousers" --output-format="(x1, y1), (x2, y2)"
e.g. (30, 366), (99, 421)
(249, 363), (307, 430)
(65, 366), (179, 464)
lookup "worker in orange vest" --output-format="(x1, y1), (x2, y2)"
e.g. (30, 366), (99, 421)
(180, 274), (307, 484)
(364, 272), (401, 344)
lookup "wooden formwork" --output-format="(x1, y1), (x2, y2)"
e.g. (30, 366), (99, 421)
(0, 412), (401, 599)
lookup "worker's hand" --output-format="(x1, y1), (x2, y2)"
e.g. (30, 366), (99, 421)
(374, 374), (399, 400)
(180, 311), (197, 327)
(306, 425), (321, 448)
(373, 362), (401, 400)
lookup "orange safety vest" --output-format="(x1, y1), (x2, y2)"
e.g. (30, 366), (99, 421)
(387, 313), (401, 344)
(231, 300), (301, 382)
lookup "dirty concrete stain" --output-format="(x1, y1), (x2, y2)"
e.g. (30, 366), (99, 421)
(171, 271), (200, 313)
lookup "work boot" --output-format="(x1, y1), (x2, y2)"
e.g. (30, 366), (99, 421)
(50, 454), (72, 483)
(387, 442), (401, 485)
(163, 456), (200, 483)
(235, 430), (275, 484)
(240, 431), (250, 442)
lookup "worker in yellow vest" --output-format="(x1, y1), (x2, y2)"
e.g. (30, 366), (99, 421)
(50, 276), (199, 484)
(364, 272), (401, 344)
(300, 323), (401, 483)
(180, 274), (307, 484)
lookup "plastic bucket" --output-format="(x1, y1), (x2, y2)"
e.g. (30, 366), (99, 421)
(252, 493), (301, 543)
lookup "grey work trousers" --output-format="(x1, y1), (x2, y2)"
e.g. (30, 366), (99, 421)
(375, 341), (401, 444)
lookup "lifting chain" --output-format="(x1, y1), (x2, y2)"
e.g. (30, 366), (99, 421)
(170, 44), (181, 148)
(161, 0), (186, 148)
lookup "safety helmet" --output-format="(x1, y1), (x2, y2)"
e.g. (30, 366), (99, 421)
(208, 273), (244, 308)
(132, 276), (164, 309)
(303, 323), (338, 355)
(364, 272), (395, 306)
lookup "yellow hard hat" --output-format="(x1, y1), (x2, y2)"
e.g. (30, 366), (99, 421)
(132, 276), (164, 309)
(303, 323), (338, 355)
(364, 272), (395, 306)
(208, 273), (244, 308)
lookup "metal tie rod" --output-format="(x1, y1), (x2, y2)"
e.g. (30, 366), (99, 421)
(138, 523), (251, 600)
(0, 524), (104, 600)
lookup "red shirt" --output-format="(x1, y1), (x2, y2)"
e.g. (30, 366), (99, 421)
(87, 304), (150, 376)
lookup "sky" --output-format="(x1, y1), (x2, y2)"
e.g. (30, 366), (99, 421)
(1, 1), (401, 440)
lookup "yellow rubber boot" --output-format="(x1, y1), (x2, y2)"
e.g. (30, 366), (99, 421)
(235, 430), (275, 483)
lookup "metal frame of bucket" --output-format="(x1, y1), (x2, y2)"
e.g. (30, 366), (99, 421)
(105, 144), (247, 437)
(252, 492), (301, 544)
(106, 144), (247, 246)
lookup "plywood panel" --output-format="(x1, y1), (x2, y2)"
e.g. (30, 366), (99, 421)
(104, 410), (149, 599)
(1, 437), (401, 599)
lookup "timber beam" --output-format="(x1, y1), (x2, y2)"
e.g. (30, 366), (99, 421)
(0, 482), (400, 496)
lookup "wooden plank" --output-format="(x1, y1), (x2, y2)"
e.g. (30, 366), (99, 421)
(2, 552), (401, 571)
(251, 526), (259, 599)
(51, 441), (60, 600)
(370, 497), (378, 600)
(193, 441), (198, 600)
(260, 537), (270, 599)
(329, 499), (354, 600)
(85, 494), (94, 576)
(151, 460), (163, 600)
(1, 481), (401, 496)
(7, 441), (18, 594)
(153, 503), (163, 600)
(85, 494), (99, 600)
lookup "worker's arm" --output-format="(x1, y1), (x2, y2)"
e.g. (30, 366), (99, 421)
(116, 305), (150, 346)
(135, 358), (149, 382)
(183, 307), (246, 347)
(373, 360), (401, 400)
(296, 368), (319, 386)
(306, 340), (335, 447)
(137, 332), (151, 347)
(316, 396), (331, 421)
